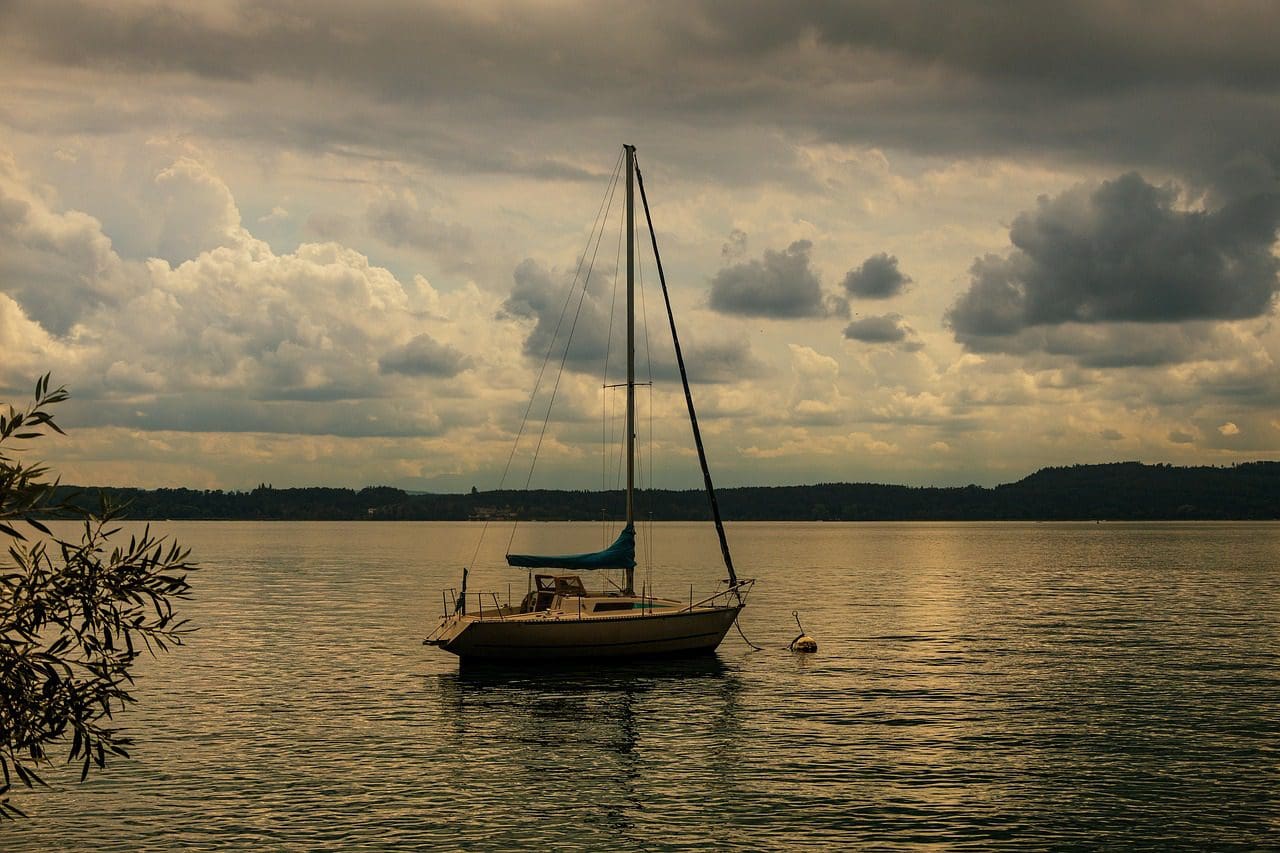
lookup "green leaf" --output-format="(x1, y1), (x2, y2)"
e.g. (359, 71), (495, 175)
(2, 798), (29, 819)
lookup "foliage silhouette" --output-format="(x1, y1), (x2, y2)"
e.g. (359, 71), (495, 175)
(0, 376), (196, 819)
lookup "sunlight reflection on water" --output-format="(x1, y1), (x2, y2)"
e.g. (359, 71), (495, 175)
(8, 521), (1280, 850)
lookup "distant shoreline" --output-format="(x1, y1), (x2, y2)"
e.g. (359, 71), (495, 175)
(49, 461), (1280, 522)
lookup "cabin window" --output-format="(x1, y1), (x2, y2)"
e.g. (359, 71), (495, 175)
(593, 602), (636, 612)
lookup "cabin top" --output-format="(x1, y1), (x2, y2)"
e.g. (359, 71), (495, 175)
(534, 574), (587, 596)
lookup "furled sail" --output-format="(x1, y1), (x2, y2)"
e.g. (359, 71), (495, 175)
(506, 524), (635, 570)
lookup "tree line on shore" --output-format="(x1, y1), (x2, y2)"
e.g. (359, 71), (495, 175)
(49, 461), (1280, 521)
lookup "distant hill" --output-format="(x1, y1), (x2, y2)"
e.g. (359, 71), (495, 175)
(48, 461), (1280, 521)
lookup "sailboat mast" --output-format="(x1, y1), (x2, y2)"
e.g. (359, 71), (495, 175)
(624, 143), (636, 596)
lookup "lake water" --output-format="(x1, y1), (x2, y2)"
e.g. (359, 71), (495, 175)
(8, 521), (1279, 850)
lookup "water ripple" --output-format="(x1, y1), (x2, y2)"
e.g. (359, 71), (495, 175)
(7, 521), (1279, 850)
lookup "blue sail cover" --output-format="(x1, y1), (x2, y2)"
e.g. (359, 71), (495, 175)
(506, 524), (635, 570)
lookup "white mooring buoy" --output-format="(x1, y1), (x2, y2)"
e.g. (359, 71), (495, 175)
(789, 611), (818, 653)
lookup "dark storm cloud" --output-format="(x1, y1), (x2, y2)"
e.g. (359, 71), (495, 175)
(14, 1), (1277, 96)
(844, 313), (908, 344)
(947, 173), (1280, 353)
(709, 240), (847, 318)
(499, 258), (612, 371)
(700, 1), (1280, 91)
(378, 333), (470, 378)
(692, 3), (1280, 199)
(705, 2), (1280, 200)
(956, 321), (1262, 372)
(842, 253), (911, 299)
(8, 1), (1278, 195)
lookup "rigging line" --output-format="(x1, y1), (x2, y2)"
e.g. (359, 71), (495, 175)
(481, 151), (622, 563)
(645, 384), (655, 571)
(634, 156), (739, 588)
(601, 377), (606, 506)
(637, 210), (654, 386)
(602, 188), (626, 506)
(612, 382), (626, 498)
(609, 385), (619, 498)
(509, 153), (624, 554)
(634, 211), (652, 542)
(637, 452), (650, 571)
(647, 382), (654, 568)
(602, 188), (626, 403)
(603, 384), (617, 537)
(636, 218), (656, 562)
(608, 183), (632, 539)
(511, 148), (622, 488)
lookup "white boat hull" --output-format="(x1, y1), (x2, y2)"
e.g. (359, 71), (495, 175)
(428, 605), (744, 662)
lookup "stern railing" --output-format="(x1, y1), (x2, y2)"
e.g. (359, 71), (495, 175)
(440, 588), (512, 620)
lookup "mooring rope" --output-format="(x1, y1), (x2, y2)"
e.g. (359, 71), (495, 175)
(734, 617), (765, 652)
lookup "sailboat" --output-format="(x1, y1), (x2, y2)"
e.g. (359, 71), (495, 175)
(424, 145), (753, 662)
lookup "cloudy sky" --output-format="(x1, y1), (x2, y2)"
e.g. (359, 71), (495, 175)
(1, 0), (1278, 491)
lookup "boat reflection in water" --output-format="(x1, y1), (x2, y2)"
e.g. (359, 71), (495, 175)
(426, 657), (746, 836)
